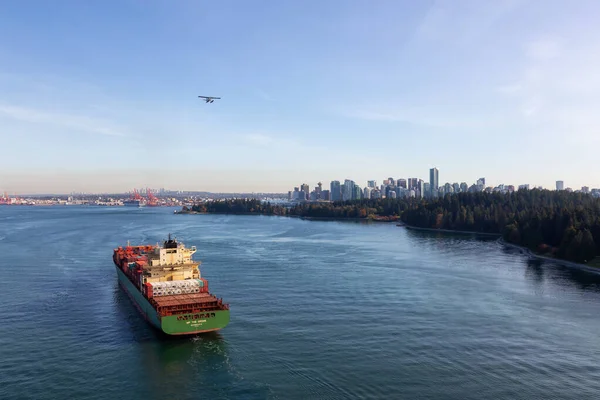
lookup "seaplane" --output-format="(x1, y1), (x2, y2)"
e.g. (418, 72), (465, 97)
(198, 95), (221, 103)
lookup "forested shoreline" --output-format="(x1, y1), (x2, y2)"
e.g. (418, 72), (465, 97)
(183, 190), (600, 264)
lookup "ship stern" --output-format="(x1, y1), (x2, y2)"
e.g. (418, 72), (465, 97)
(160, 310), (230, 335)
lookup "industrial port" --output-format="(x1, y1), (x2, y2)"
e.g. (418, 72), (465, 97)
(0, 188), (287, 207)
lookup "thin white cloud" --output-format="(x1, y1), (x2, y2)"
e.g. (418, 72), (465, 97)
(413, 0), (526, 45)
(240, 132), (306, 149)
(549, 106), (600, 144)
(238, 132), (330, 154)
(521, 96), (542, 117)
(256, 90), (275, 101)
(496, 31), (600, 137)
(415, 1), (447, 40)
(496, 84), (522, 94)
(242, 133), (275, 146)
(0, 104), (129, 137)
(340, 107), (492, 130)
(524, 38), (564, 60)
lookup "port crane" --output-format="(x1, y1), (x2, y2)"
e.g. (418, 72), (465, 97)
(131, 189), (143, 200)
(198, 95), (221, 103)
(146, 188), (159, 207)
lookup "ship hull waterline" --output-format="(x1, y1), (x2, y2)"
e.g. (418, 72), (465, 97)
(116, 267), (230, 335)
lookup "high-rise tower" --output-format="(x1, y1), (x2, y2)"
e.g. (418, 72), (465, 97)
(429, 168), (439, 193)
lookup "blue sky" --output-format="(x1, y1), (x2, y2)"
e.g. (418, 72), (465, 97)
(1, 0), (599, 193)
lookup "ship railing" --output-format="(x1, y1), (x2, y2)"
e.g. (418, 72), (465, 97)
(156, 302), (224, 312)
(159, 306), (223, 317)
(157, 300), (219, 311)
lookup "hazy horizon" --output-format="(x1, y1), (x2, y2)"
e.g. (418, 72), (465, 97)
(0, 167), (584, 195)
(2, 1), (600, 193)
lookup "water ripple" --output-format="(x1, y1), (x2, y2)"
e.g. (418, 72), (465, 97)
(2, 208), (600, 399)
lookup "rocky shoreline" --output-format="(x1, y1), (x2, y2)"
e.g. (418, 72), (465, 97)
(399, 224), (501, 236)
(498, 238), (600, 274)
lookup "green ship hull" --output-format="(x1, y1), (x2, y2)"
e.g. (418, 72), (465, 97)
(116, 267), (230, 335)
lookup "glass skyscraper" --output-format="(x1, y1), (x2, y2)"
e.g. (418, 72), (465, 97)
(330, 181), (342, 201)
(429, 167), (439, 193)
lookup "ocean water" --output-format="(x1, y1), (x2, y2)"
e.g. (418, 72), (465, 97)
(2, 206), (600, 400)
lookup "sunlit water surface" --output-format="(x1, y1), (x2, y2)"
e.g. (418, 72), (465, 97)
(2, 206), (600, 399)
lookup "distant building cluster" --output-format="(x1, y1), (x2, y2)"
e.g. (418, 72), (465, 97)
(288, 182), (331, 202)
(0, 188), (206, 207)
(287, 168), (600, 202)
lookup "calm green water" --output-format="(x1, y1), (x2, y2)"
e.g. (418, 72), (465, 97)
(2, 206), (600, 400)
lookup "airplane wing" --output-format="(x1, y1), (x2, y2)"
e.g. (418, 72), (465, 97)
(198, 96), (221, 99)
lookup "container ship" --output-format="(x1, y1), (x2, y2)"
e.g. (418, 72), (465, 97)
(113, 235), (230, 335)
(123, 199), (146, 207)
(123, 189), (146, 207)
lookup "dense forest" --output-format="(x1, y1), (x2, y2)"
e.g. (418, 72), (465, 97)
(188, 198), (409, 219)
(400, 190), (600, 263)
(188, 199), (289, 216)
(186, 190), (600, 264)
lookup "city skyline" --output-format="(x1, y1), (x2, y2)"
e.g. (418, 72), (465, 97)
(0, 167), (591, 196)
(288, 167), (596, 202)
(2, 2), (600, 192)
